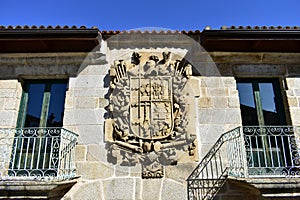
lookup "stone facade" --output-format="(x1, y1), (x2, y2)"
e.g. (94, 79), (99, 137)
(1, 28), (300, 199)
(0, 80), (22, 128)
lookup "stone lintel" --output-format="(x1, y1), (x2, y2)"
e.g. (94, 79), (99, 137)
(210, 52), (300, 64)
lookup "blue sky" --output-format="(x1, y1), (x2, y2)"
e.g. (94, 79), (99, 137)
(1, 0), (300, 31)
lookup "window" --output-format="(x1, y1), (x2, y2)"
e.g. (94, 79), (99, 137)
(236, 78), (287, 126)
(237, 78), (294, 171)
(10, 80), (68, 175)
(17, 80), (68, 128)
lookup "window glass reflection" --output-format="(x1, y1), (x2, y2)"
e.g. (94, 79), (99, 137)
(259, 83), (280, 125)
(47, 83), (67, 127)
(237, 82), (258, 125)
(22, 80), (67, 128)
(24, 84), (45, 127)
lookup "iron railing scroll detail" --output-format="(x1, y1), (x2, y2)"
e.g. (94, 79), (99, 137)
(243, 126), (300, 177)
(187, 126), (300, 200)
(0, 127), (78, 181)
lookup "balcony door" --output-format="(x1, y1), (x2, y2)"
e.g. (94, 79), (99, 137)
(10, 80), (68, 176)
(237, 79), (294, 175)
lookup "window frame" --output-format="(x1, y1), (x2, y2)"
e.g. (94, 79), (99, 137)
(17, 79), (68, 128)
(236, 78), (288, 126)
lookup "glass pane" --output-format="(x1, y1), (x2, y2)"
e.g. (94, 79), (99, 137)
(237, 83), (258, 125)
(46, 83), (67, 127)
(24, 83), (45, 127)
(259, 83), (280, 125)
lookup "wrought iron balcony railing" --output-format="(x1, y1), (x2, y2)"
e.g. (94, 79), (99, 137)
(187, 126), (300, 200)
(0, 127), (78, 180)
(244, 126), (300, 177)
(187, 127), (246, 200)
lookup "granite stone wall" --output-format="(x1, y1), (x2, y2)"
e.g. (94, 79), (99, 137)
(1, 45), (300, 199)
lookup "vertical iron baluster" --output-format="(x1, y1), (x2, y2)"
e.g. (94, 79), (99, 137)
(281, 135), (288, 167)
(30, 137), (36, 170)
(18, 137), (24, 169)
(274, 134), (281, 167)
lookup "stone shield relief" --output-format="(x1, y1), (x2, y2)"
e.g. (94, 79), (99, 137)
(105, 51), (198, 178)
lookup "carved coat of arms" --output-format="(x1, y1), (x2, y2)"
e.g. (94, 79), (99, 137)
(106, 52), (197, 178)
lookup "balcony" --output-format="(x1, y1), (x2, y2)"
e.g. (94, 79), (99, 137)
(0, 127), (78, 181)
(187, 126), (300, 200)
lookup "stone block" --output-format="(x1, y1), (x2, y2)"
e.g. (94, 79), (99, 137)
(63, 180), (104, 200)
(64, 92), (74, 109)
(115, 165), (130, 177)
(94, 108), (107, 124)
(185, 77), (200, 97)
(0, 80), (18, 89)
(63, 125), (77, 133)
(228, 97), (240, 108)
(135, 178), (142, 200)
(129, 164), (142, 177)
(76, 161), (114, 179)
(213, 97), (228, 108)
(98, 97), (109, 108)
(287, 97), (298, 107)
(228, 87), (238, 96)
(0, 98), (5, 110)
(0, 89), (18, 98)
(210, 52), (262, 64)
(62, 110), (76, 126)
(290, 108), (300, 125)
(210, 109), (226, 124)
(71, 75), (102, 88)
(73, 109), (103, 125)
(286, 78), (296, 88)
(161, 179), (187, 200)
(262, 53), (300, 64)
(4, 98), (20, 110)
(286, 89), (294, 97)
(201, 77), (221, 87)
(207, 88), (228, 97)
(199, 87), (208, 97)
(78, 64), (109, 76)
(141, 179), (162, 200)
(75, 97), (98, 109)
(233, 64), (285, 76)
(198, 124), (224, 145)
(198, 109), (212, 123)
(165, 163), (197, 184)
(225, 109), (242, 124)
(86, 144), (107, 162)
(221, 77), (236, 86)
(76, 125), (103, 144)
(75, 145), (87, 161)
(294, 89), (300, 97)
(197, 125), (210, 143)
(103, 178), (134, 200)
(199, 143), (215, 158)
(198, 97), (212, 108)
(68, 88), (108, 98)
(0, 110), (17, 127)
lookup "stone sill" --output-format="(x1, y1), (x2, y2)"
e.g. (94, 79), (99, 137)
(228, 176), (300, 197)
(228, 176), (300, 188)
(0, 178), (78, 199)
